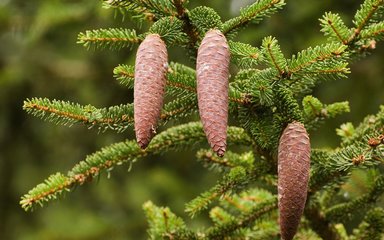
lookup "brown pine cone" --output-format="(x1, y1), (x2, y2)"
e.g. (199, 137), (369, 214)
(134, 34), (168, 149)
(278, 122), (311, 240)
(196, 29), (230, 157)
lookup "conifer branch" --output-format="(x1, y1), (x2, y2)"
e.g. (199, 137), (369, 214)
(303, 96), (350, 129)
(349, 208), (384, 240)
(188, 6), (222, 38)
(229, 41), (263, 68)
(149, 16), (189, 45)
(20, 173), (71, 211)
(325, 174), (384, 222)
(173, 4), (200, 48)
(339, 105), (384, 146)
(320, 12), (352, 44)
(287, 42), (348, 75)
(351, 0), (384, 41)
(261, 36), (287, 76)
(23, 97), (198, 132)
(171, 0), (188, 17)
(102, 0), (155, 21)
(196, 150), (254, 172)
(143, 201), (197, 240)
(185, 166), (253, 217)
(21, 122), (252, 211)
(104, 0), (179, 19)
(77, 28), (142, 50)
(360, 21), (384, 39)
(310, 134), (384, 192)
(205, 198), (277, 239)
(304, 204), (343, 240)
(222, 0), (286, 35)
(273, 85), (303, 123)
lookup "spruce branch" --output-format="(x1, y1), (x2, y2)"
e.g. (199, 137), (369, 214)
(20, 173), (70, 211)
(220, 188), (275, 214)
(23, 98), (126, 129)
(102, 0), (154, 21)
(77, 28), (142, 50)
(339, 105), (384, 146)
(21, 122), (252, 211)
(207, 189), (278, 238)
(196, 150), (254, 172)
(185, 166), (250, 217)
(353, 0), (384, 36)
(188, 6), (222, 37)
(171, 0), (188, 17)
(229, 41), (263, 69)
(349, 208), (384, 240)
(273, 85), (303, 123)
(113, 64), (135, 88)
(287, 42), (348, 75)
(23, 97), (198, 133)
(360, 21), (384, 39)
(104, 0), (179, 19)
(304, 200), (343, 240)
(149, 16), (189, 45)
(325, 174), (384, 222)
(310, 134), (384, 192)
(205, 198), (277, 239)
(320, 12), (352, 44)
(303, 96), (350, 130)
(222, 0), (286, 35)
(143, 201), (197, 240)
(209, 207), (236, 225)
(114, 62), (196, 95)
(261, 36), (287, 76)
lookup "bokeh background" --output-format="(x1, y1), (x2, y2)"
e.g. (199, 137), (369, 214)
(1, 0), (383, 239)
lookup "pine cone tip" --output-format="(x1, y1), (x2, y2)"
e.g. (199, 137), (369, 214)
(137, 140), (148, 149)
(216, 147), (226, 157)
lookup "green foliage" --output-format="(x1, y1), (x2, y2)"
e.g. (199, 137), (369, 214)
(77, 28), (142, 50)
(102, 0), (179, 20)
(189, 6), (223, 37)
(19, 0), (384, 239)
(229, 41), (264, 68)
(350, 208), (384, 240)
(149, 17), (189, 45)
(143, 201), (195, 239)
(261, 36), (287, 75)
(325, 172), (384, 222)
(185, 166), (249, 217)
(303, 96), (350, 129)
(20, 173), (70, 211)
(20, 122), (253, 211)
(361, 21), (384, 39)
(353, 0), (384, 29)
(222, 0), (286, 35)
(320, 12), (352, 43)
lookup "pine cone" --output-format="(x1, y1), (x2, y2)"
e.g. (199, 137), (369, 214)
(134, 34), (168, 149)
(278, 122), (310, 240)
(196, 29), (230, 157)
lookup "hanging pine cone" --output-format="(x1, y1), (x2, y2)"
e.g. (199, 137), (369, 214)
(278, 121), (311, 240)
(196, 29), (230, 157)
(134, 34), (168, 149)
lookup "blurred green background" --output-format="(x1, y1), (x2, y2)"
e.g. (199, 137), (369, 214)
(1, 0), (383, 239)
